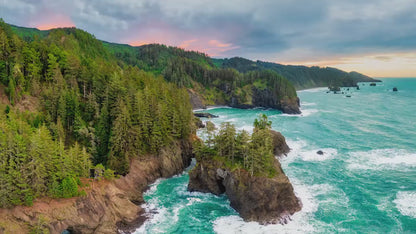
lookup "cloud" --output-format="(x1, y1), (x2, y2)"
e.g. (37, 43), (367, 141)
(1, 0), (415, 76)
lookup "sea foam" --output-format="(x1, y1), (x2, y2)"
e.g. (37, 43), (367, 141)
(298, 87), (328, 93)
(347, 149), (416, 171)
(280, 108), (319, 117)
(212, 179), (345, 234)
(284, 139), (337, 162)
(394, 191), (416, 218)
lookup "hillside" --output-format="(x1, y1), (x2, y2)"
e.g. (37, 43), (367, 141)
(10, 24), (379, 92)
(10, 24), (301, 113)
(217, 57), (380, 90)
(0, 19), (194, 208)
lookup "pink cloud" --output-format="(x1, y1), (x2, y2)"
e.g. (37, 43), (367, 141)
(123, 21), (239, 57)
(30, 13), (75, 30)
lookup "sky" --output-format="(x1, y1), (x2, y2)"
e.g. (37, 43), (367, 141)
(1, 0), (415, 77)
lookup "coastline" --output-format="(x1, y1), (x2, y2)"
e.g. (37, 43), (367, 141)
(0, 139), (193, 234)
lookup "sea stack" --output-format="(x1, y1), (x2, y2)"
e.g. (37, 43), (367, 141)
(188, 128), (301, 224)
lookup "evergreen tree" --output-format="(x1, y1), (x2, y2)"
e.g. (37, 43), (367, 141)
(107, 100), (133, 174)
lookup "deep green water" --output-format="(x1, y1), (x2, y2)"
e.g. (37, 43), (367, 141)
(135, 78), (416, 233)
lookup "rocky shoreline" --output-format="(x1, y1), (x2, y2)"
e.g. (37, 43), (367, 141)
(0, 139), (193, 234)
(188, 89), (301, 115)
(0, 129), (301, 232)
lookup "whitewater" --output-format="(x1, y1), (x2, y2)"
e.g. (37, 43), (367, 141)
(135, 78), (416, 233)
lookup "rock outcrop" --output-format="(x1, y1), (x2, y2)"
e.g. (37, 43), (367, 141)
(251, 88), (301, 114)
(271, 130), (290, 157)
(0, 139), (193, 234)
(188, 158), (301, 224)
(194, 113), (219, 118)
(228, 89), (301, 114)
(188, 130), (301, 224)
(188, 89), (206, 110)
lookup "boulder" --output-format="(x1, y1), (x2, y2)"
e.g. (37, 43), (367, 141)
(316, 150), (324, 155)
(194, 113), (219, 118)
(194, 117), (205, 129)
(393, 87), (398, 92)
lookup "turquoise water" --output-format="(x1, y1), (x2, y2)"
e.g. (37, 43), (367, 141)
(135, 78), (416, 233)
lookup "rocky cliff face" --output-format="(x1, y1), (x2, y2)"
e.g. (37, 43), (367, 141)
(188, 131), (301, 224)
(228, 87), (301, 114)
(251, 87), (301, 114)
(271, 130), (290, 157)
(188, 159), (301, 224)
(0, 140), (193, 234)
(188, 89), (206, 110)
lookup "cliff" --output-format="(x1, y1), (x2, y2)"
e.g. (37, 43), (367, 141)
(188, 130), (301, 224)
(0, 139), (193, 234)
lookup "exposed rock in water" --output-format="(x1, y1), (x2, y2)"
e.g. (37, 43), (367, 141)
(271, 130), (290, 157)
(194, 117), (205, 128)
(329, 86), (341, 92)
(346, 95), (351, 98)
(188, 89), (206, 110)
(188, 131), (301, 224)
(393, 87), (398, 92)
(188, 159), (301, 224)
(0, 140), (193, 234)
(370, 83), (376, 86)
(316, 150), (324, 155)
(194, 113), (219, 118)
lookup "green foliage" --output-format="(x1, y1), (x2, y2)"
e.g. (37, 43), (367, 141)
(219, 57), (376, 89)
(0, 20), (194, 181)
(254, 114), (272, 130)
(0, 20), (205, 208)
(0, 108), (91, 207)
(194, 115), (276, 177)
(93, 163), (115, 180)
(29, 215), (50, 234)
(105, 43), (299, 108)
(103, 168), (116, 180)
(61, 177), (79, 198)
(94, 164), (105, 180)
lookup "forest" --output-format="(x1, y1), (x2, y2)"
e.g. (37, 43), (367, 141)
(0, 20), (193, 207)
(217, 57), (378, 90)
(108, 43), (298, 108)
(194, 115), (277, 177)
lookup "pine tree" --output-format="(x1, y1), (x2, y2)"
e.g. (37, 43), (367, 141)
(107, 100), (133, 174)
(215, 122), (237, 164)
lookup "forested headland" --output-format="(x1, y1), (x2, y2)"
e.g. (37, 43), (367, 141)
(0, 20), (193, 207)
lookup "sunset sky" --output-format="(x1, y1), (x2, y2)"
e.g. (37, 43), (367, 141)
(1, 0), (415, 77)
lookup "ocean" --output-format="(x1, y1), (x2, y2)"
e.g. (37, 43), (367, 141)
(134, 78), (416, 233)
